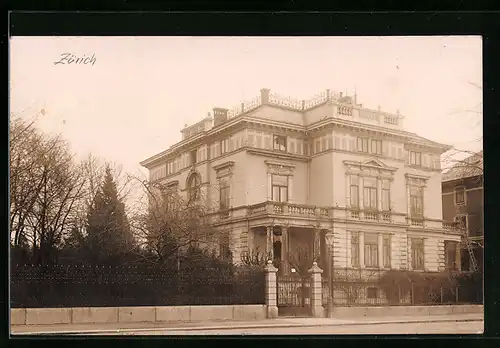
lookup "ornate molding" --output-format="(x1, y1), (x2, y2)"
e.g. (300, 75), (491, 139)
(405, 173), (430, 186)
(213, 161), (235, 179)
(265, 160), (296, 176)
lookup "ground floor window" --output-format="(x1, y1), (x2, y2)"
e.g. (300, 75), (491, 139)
(411, 238), (425, 270)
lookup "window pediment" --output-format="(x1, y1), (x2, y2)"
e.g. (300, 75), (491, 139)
(344, 158), (397, 175)
(213, 161), (235, 179)
(265, 160), (295, 176)
(405, 173), (430, 187)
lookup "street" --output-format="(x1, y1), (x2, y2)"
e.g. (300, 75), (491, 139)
(78, 320), (483, 335)
(13, 314), (483, 336)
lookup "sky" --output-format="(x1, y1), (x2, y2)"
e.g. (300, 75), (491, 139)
(10, 36), (482, 178)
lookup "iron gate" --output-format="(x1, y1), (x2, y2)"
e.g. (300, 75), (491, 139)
(276, 272), (311, 316)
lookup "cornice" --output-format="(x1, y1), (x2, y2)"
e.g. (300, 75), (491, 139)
(247, 148), (310, 162)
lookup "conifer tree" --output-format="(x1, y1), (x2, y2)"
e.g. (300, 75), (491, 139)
(85, 165), (133, 264)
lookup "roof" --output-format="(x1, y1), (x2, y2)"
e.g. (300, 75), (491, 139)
(442, 150), (483, 182)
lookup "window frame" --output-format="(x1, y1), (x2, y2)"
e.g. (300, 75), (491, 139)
(383, 235), (391, 269)
(363, 177), (378, 210)
(273, 134), (287, 152)
(409, 186), (424, 217)
(356, 137), (369, 153)
(219, 180), (230, 211)
(187, 173), (201, 203)
(381, 179), (391, 211)
(351, 233), (360, 267)
(444, 241), (458, 271)
(410, 151), (422, 166)
(364, 234), (379, 268)
(350, 175), (360, 208)
(454, 186), (466, 205)
(411, 238), (425, 270)
(271, 174), (289, 203)
(371, 139), (382, 155)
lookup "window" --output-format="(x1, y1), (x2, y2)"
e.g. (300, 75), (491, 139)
(190, 149), (198, 165)
(363, 177), (378, 210)
(221, 139), (230, 154)
(272, 175), (288, 203)
(273, 135), (287, 152)
(411, 238), (425, 270)
(410, 151), (422, 166)
(445, 241), (458, 271)
(315, 140), (320, 153)
(167, 161), (174, 175)
(187, 173), (201, 203)
(367, 287), (378, 299)
(382, 179), (391, 211)
(357, 137), (369, 153)
(371, 139), (382, 155)
(364, 234), (378, 268)
(383, 235), (391, 268)
(351, 233), (359, 267)
(220, 241), (232, 261)
(410, 186), (424, 216)
(219, 179), (230, 210)
(454, 186), (465, 205)
(350, 175), (360, 208)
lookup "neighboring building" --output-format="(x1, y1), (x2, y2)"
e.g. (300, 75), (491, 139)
(141, 88), (461, 275)
(442, 151), (484, 272)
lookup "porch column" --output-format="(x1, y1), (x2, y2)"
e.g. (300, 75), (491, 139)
(313, 228), (321, 263)
(455, 242), (462, 272)
(377, 233), (384, 268)
(281, 227), (290, 274)
(359, 232), (365, 268)
(266, 226), (274, 261)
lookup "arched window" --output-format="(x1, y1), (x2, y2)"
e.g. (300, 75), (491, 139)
(187, 173), (201, 202)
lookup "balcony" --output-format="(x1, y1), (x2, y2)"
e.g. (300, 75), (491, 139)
(348, 210), (393, 223)
(248, 202), (324, 218)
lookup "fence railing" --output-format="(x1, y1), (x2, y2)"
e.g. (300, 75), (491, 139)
(321, 268), (482, 307)
(10, 264), (265, 308)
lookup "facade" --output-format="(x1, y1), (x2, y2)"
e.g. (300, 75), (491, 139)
(441, 151), (484, 272)
(141, 88), (462, 276)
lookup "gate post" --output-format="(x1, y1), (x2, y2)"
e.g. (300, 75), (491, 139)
(308, 262), (324, 318)
(265, 260), (279, 318)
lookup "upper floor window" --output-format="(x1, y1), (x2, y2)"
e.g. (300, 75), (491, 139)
(454, 186), (466, 205)
(381, 179), (391, 211)
(219, 179), (230, 211)
(187, 173), (201, 203)
(190, 149), (198, 165)
(363, 177), (378, 210)
(221, 139), (230, 154)
(350, 175), (360, 208)
(410, 186), (424, 216)
(410, 151), (422, 166)
(364, 234), (378, 268)
(357, 137), (369, 153)
(272, 174), (288, 203)
(273, 135), (287, 152)
(411, 238), (425, 270)
(371, 139), (382, 155)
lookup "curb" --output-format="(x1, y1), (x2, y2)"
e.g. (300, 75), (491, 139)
(13, 317), (483, 335)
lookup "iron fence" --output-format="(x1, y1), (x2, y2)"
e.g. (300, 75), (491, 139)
(10, 264), (265, 308)
(321, 268), (482, 307)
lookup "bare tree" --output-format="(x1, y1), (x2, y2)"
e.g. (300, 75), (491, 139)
(10, 115), (86, 264)
(127, 175), (223, 267)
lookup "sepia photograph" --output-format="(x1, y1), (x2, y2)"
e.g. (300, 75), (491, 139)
(9, 36), (483, 336)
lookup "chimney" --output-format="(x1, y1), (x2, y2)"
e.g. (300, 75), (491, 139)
(213, 107), (228, 127)
(260, 88), (270, 104)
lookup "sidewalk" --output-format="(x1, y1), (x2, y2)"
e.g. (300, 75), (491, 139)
(11, 312), (483, 335)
